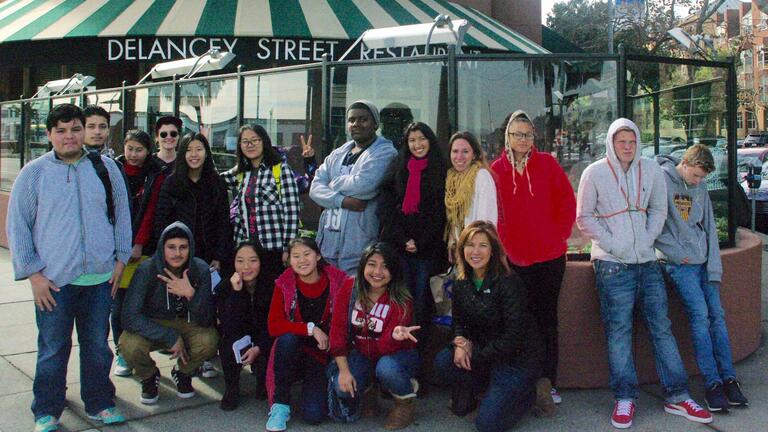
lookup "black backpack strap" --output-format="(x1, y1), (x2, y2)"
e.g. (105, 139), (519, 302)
(87, 151), (115, 225)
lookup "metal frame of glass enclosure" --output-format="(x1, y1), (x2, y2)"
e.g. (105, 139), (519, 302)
(0, 47), (738, 251)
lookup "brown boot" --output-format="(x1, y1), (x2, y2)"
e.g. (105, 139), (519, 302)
(385, 397), (415, 430)
(534, 377), (556, 417)
(361, 386), (379, 418)
(385, 379), (418, 430)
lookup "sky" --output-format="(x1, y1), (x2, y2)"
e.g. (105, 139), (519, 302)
(542, 0), (557, 24)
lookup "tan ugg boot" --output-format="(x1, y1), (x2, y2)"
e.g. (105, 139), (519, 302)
(534, 377), (556, 417)
(361, 386), (379, 418)
(385, 379), (418, 430)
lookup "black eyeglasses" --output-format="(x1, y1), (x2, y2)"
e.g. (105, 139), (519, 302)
(159, 131), (178, 138)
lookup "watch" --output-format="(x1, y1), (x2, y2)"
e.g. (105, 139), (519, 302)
(307, 322), (316, 336)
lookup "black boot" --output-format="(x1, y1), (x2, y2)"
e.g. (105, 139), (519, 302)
(252, 357), (268, 400)
(450, 385), (476, 417)
(220, 365), (241, 411)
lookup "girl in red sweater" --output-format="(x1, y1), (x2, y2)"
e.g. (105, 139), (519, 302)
(490, 111), (576, 406)
(328, 242), (421, 430)
(264, 237), (350, 431)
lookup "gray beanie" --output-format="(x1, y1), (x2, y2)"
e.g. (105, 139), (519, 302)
(347, 100), (380, 126)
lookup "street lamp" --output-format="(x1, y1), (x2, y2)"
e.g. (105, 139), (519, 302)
(32, 74), (95, 98)
(137, 49), (235, 84)
(338, 15), (470, 61)
(667, 27), (714, 60)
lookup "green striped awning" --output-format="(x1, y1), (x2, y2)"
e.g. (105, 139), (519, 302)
(0, 0), (548, 54)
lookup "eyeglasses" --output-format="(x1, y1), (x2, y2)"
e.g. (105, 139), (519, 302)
(240, 138), (263, 147)
(159, 131), (178, 138)
(508, 132), (535, 141)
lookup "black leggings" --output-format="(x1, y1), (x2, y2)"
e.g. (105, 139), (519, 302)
(510, 254), (566, 386)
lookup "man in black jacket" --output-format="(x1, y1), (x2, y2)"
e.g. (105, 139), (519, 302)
(119, 221), (218, 405)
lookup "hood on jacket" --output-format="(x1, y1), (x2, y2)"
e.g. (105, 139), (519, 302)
(656, 154), (684, 183)
(502, 110), (537, 196)
(605, 118), (642, 171)
(155, 221), (195, 271)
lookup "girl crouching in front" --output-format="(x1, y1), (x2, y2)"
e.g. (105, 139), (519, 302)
(328, 242), (421, 430)
(264, 237), (351, 431)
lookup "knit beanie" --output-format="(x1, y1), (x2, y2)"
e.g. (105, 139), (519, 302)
(347, 100), (380, 126)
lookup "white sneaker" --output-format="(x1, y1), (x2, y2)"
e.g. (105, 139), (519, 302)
(200, 360), (218, 378)
(551, 387), (562, 404)
(113, 354), (132, 377)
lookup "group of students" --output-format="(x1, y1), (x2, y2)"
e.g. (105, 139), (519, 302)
(6, 100), (749, 432)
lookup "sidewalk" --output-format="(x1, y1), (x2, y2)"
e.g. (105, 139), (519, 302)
(0, 245), (765, 432)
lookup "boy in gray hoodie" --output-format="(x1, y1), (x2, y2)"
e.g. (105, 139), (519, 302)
(577, 118), (712, 429)
(119, 222), (218, 405)
(655, 145), (748, 412)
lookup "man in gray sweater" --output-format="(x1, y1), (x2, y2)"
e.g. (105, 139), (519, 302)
(6, 103), (132, 431)
(577, 118), (712, 429)
(655, 145), (748, 412)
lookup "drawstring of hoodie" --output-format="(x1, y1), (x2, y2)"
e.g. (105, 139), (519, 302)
(509, 154), (534, 197)
(596, 158), (646, 219)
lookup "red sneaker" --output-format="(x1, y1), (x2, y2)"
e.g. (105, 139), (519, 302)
(664, 399), (713, 424)
(611, 400), (635, 429)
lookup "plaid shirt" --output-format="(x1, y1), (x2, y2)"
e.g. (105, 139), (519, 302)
(221, 162), (300, 251)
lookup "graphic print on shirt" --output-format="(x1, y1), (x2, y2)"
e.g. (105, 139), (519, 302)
(674, 193), (692, 222)
(351, 300), (390, 340)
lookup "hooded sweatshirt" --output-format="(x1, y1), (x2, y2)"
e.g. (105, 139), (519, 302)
(491, 112), (576, 266)
(576, 118), (668, 264)
(121, 221), (214, 348)
(654, 155), (722, 282)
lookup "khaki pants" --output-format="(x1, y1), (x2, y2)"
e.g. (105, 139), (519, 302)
(119, 318), (219, 379)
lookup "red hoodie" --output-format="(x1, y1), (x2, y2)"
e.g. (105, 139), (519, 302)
(329, 279), (415, 361)
(491, 148), (576, 266)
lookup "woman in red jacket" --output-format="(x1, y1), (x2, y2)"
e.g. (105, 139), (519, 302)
(264, 237), (350, 431)
(490, 111), (576, 406)
(328, 242), (421, 430)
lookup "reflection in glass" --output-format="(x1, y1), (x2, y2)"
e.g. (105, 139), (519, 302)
(330, 62), (445, 154)
(128, 86), (174, 135)
(179, 79), (238, 171)
(628, 62), (730, 241)
(0, 103), (22, 190)
(26, 100), (50, 163)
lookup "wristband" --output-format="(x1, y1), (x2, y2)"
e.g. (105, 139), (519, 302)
(307, 322), (316, 336)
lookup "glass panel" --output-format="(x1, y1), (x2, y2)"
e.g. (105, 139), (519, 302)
(86, 91), (124, 155)
(0, 102), (22, 191)
(458, 59), (619, 254)
(243, 68), (324, 227)
(126, 85), (174, 134)
(243, 69), (323, 156)
(628, 61), (731, 241)
(179, 79), (238, 172)
(329, 61), (446, 155)
(52, 96), (79, 107)
(26, 100), (50, 162)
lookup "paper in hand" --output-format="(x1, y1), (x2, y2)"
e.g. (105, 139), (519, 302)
(232, 335), (252, 364)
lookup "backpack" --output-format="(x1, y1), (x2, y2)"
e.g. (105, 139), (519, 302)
(86, 151), (115, 225)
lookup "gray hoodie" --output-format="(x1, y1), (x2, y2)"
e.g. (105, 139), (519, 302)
(576, 118), (668, 264)
(654, 155), (722, 282)
(121, 221), (214, 348)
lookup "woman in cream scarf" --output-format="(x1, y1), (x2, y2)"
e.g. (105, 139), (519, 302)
(444, 131), (498, 261)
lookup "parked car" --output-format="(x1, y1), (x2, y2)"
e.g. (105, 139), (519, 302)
(738, 147), (768, 232)
(742, 133), (768, 147)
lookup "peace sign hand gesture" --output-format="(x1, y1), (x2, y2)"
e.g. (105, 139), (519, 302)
(300, 134), (315, 158)
(392, 325), (421, 343)
(158, 269), (195, 300)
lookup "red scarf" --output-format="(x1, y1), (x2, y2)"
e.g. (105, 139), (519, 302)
(402, 156), (428, 215)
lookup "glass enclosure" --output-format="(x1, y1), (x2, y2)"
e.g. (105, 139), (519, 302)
(0, 51), (739, 248)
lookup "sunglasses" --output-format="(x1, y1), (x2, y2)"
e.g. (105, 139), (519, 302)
(159, 131), (178, 138)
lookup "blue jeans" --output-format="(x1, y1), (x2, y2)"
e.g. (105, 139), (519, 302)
(32, 281), (115, 419)
(593, 260), (690, 402)
(434, 348), (539, 432)
(272, 334), (327, 424)
(666, 263), (736, 387)
(329, 349), (418, 398)
(401, 256), (431, 326)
